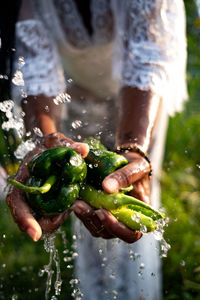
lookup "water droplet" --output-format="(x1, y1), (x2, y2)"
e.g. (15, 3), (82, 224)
(12, 70), (24, 86)
(131, 213), (141, 223)
(138, 270), (143, 277)
(140, 225), (147, 233)
(140, 263), (145, 269)
(14, 139), (35, 160)
(33, 127), (43, 137)
(21, 91), (27, 98)
(112, 289), (118, 299)
(71, 120), (82, 129)
(18, 56), (25, 68)
(53, 93), (71, 105)
(72, 252), (78, 258)
(180, 260), (185, 267)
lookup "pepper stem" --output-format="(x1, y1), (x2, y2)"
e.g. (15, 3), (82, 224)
(7, 175), (57, 194)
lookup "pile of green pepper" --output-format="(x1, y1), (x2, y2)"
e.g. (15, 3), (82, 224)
(8, 138), (165, 232)
(8, 147), (87, 216)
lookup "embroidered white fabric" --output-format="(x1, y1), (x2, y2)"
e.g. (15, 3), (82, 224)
(119, 0), (188, 115)
(12, 0), (188, 115)
(12, 20), (66, 101)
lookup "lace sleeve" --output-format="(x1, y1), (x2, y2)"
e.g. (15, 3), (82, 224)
(120, 0), (188, 115)
(12, 19), (66, 103)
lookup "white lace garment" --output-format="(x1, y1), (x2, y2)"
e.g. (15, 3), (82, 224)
(12, 0), (188, 115)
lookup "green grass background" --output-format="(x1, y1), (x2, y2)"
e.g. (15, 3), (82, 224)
(1, 1), (200, 299)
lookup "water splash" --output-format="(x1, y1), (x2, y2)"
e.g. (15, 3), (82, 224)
(18, 56), (25, 68)
(0, 100), (24, 138)
(153, 217), (171, 258)
(39, 233), (62, 300)
(53, 93), (71, 105)
(12, 70), (24, 86)
(14, 139), (36, 160)
(71, 120), (82, 129)
(33, 127), (43, 138)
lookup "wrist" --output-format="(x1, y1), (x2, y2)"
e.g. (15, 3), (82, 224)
(21, 95), (62, 137)
(116, 86), (161, 153)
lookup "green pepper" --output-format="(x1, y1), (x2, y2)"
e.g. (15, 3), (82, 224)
(82, 138), (165, 232)
(79, 183), (164, 232)
(8, 147), (87, 216)
(25, 177), (80, 216)
(84, 138), (128, 186)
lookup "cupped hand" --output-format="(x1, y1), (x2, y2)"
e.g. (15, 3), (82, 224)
(6, 132), (89, 242)
(73, 151), (151, 243)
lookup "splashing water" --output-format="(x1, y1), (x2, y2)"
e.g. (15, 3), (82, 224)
(71, 120), (82, 129)
(18, 56), (26, 68)
(14, 139), (35, 160)
(153, 217), (171, 258)
(0, 100), (24, 138)
(38, 228), (82, 300)
(53, 93), (71, 105)
(12, 70), (24, 86)
(33, 127), (44, 138)
(39, 233), (62, 300)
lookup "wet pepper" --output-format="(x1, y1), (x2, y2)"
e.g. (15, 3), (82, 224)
(80, 138), (165, 232)
(8, 139), (165, 232)
(8, 147), (87, 216)
(84, 137), (129, 187)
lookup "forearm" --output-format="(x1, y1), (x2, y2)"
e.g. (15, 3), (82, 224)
(116, 87), (161, 153)
(21, 95), (62, 136)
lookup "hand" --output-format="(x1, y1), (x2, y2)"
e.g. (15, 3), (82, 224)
(6, 132), (89, 242)
(103, 151), (151, 204)
(73, 151), (151, 243)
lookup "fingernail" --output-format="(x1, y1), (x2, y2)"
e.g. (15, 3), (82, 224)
(27, 228), (39, 242)
(104, 178), (118, 193)
(96, 211), (105, 221)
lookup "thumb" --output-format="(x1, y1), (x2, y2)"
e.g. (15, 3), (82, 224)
(70, 142), (89, 158)
(102, 159), (150, 194)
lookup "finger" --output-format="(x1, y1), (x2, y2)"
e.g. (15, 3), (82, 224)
(43, 132), (89, 158)
(102, 158), (150, 193)
(95, 209), (142, 243)
(6, 188), (42, 242)
(70, 142), (89, 158)
(130, 175), (151, 205)
(38, 210), (70, 233)
(73, 200), (114, 239)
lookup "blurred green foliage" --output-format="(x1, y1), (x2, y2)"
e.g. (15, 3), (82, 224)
(0, 203), (75, 299)
(162, 1), (200, 299)
(0, 1), (200, 299)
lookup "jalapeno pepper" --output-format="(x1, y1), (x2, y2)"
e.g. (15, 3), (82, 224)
(8, 147), (87, 216)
